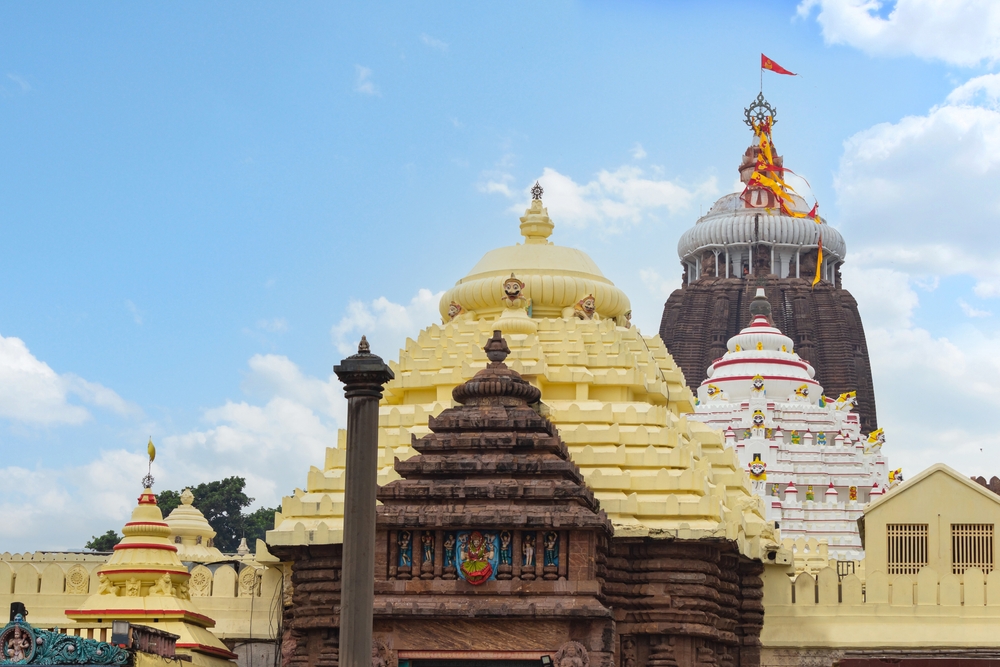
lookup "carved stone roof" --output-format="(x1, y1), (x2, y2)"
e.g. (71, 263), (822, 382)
(377, 330), (610, 533)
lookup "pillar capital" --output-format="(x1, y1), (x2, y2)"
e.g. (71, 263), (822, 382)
(334, 336), (394, 399)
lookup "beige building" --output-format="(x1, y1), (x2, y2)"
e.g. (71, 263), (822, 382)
(761, 463), (1000, 666)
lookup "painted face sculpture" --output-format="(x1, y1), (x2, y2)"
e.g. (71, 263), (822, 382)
(503, 274), (524, 300)
(582, 295), (596, 315)
(752, 410), (765, 427)
(748, 456), (767, 481)
(794, 384), (809, 399)
(706, 384), (723, 399)
(447, 301), (464, 320)
(751, 374), (765, 392)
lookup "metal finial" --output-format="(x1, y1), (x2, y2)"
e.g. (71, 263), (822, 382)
(744, 92), (777, 128)
(530, 181), (543, 200)
(358, 335), (370, 354)
(484, 330), (511, 364)
(142, 472), (155, 490)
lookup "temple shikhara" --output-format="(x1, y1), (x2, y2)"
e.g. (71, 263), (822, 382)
(5, 91), (1000, 667)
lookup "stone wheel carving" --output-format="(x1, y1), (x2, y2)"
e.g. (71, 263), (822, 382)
(66, 565), (90, 595)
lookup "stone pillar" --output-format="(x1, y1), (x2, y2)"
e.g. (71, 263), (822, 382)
(334, 336), (394, 667)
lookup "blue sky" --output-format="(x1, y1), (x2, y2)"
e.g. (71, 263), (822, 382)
(4, 1), (1000, 550)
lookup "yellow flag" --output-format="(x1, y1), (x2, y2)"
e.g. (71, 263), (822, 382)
(147, 437), (156, 463)
(812, 233), (823, 287)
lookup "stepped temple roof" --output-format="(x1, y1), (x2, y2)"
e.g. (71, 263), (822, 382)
(163, 489), (225, 563)
(269, 192), (776, 559)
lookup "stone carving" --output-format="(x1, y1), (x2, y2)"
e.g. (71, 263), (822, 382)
(441, 533), (457, 579)
(555, 641), (589, 667)
(96, 574), (119, 597)
(66, 565), (89, 595)
(457, 530), (496, 585)
(239, 566), (259, 597)
(543, 531), (559, 580)
(397, 530), (412, 580)
(150, 574), (174, 597)
(0, 616), (129, 666)
(620, 636), (637, 667)
(521, 533), (536, 580)
(2, 624), (32, 663)
(189, 565), (212, 596)
(849, 485), (858, 501)
(371, 638), (389, 667)
(573, 294), (597, 320)
(502, 274), (529, 310)
(497, 530), (513, 580)
(420, 533), (434, 580)
(446, 301), (465, 322)
(124, 577), (140, 597)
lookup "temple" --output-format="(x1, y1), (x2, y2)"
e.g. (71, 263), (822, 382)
(268, 188), (777, 666)
(689, 288), (890, 561)
(659, 94), (878, 433)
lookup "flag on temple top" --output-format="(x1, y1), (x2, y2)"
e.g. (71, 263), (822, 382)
(761, 54), (796, 76)
(812, 233), (823, 287)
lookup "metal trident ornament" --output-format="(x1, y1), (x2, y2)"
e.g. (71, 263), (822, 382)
(530, 181), (543, 200)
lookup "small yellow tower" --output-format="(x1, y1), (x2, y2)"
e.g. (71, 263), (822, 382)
(66, 481), (238, 667)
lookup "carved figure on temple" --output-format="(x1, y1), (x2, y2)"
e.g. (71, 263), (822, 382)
(617, 310), (632, 329)
(865, 428), (885, 454)
(442, 532), (457, 579)
(521, 533), (536, 579)
(849, 486), (858, 501)
(458, 530), (495, 585)
(793, 384), (810, 401)
(748, 454), (767, 495)
(889, 468), (904, 487)
(555, 641), (589, 667)
(398, 531), (412, 567)
(446, 301), (465, 322)
(3, 625), (31, 662)
(125, 578), (140, 597)
(371, 639), (388, 667)
(499, 531), (512, 565)
(421, 532), (434, 564)
(790, 430), (801, 444)
(502, 274), (530, 311)
(573, 294), (597, 320)
(751, 410), (766, 437)
(817, 432), (827, 446)
(751, 374), (765, 396)
(771, 483), (780, 496)
(706, 384), (725, 401)
(544, 532), (558, 566)
(833, 391), (857, 411)
(97, 573), (119, 596)
(806, 486), (815, 501)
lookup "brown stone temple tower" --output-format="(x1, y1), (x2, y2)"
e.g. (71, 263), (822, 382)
(659, 94), (878, 433)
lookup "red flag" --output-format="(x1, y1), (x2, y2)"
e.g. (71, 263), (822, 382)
(761, 54), (796, 76)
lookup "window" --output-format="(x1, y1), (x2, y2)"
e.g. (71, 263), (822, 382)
(952, 524), (994, 574)
(887, 523), (928, 574)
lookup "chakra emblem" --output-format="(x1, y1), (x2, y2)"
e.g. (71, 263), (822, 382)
(744, 92), (777, 128)
(530, 181), (544, 200)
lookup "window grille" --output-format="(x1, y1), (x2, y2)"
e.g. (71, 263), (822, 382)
(952, 524), (994, 574)
(886, 523), (928, 574)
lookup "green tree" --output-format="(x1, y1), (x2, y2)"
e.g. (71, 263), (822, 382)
(85, 530), (121, 551)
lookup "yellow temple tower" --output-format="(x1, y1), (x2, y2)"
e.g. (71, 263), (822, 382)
(269, 187), (774, 556)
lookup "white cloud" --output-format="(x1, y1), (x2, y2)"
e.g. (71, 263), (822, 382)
(6, 73), (31, 92)
(506, 166), (717, 234)
(420, 33), (448, 52)
(798, 0), (1000, 66)
(640, 268), (674, 300)
(354, 65), (380, 96)
(0, 333), (138, 425)
(631, 143), (647, 160)
(125, 299), (142, 325)
(959, 298), (991, 317)
(331, 288), (444, 358)
(835, 76), (1000, 296)
(256, 317), (288, 333)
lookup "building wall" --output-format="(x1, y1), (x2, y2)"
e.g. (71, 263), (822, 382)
(864, 471), (1000, 577)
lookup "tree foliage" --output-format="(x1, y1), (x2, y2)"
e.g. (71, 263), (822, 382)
(84, 530), (121, 551)
(82, 477), (279, 554)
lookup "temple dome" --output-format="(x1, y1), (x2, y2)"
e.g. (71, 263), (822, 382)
(164, 489), (225, 563)
(439, 198), (631, 322)
(677, 193), (847, 265)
